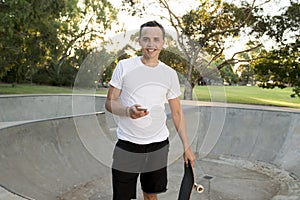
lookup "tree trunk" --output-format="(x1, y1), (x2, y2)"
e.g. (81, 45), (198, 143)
(183, 60), (194, 100)
(184, 79), (193, 100)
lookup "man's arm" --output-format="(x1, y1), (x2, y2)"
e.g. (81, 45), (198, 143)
(105, 85), (129, 117)
(105, 85), (149, 118)
(168, 97), (195, 167)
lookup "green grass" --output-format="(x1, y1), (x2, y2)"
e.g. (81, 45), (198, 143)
(192, 86), (300, 108)
(0, 83), (108, 95)
(1, 83), (300, 108)
(0, 84), (74, 94)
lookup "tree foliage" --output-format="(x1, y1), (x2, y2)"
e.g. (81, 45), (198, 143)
(220, 65), (239, 85)
(0, 0), (117, 86)
(250, 1), (300, 97)
(120, 0), (299, 99)
(158, 0), (262, 99)
(0, 0), (65, 82)
(252, 39), (300, 97)
(251, 1), (299, 44)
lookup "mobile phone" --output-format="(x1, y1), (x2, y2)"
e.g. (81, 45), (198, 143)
(137, 106), (148, 112)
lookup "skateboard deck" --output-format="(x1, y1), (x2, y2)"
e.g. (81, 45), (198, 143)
(178, 161), (204, 200)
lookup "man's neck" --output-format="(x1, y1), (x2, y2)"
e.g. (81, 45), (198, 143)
(141, 56), (159, 67)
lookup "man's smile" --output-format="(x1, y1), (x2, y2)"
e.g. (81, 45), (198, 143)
(146, 48), (157, 52)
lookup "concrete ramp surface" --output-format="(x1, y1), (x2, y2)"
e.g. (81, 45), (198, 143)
(0, 95), (299, 200)
(0, 114), (111, 200)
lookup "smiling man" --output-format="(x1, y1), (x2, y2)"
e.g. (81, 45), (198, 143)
(139, 22), (165, 66)
(105, 21), (195, 200)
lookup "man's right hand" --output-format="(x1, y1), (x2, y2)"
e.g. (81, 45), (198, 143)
(128, 104), (149, 119)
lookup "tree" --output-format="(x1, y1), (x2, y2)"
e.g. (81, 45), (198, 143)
(162, 0), (268, 99)
(220, 65), (239, 85)
(252, 39), (300, 97)
(235, 51), (255, 85)
(251, 0), (299, 44)
(237, 64), (254, 85)
(51, 0), (118, 86)
(0, 0), (66, 82)
(0, 0), (118, 86)
(250, 1), (300, 97)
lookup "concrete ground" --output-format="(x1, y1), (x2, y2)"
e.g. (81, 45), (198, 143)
(57, 158), (298, 200)
(0, 95), (299, 200)
(1, 157), (298, 200)
(0, 187), (24, 200)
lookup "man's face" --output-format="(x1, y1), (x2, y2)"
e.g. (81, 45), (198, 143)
(139, 26), (165, 60)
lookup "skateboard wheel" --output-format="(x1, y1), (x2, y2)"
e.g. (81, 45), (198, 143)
(194, 183), (204, 193)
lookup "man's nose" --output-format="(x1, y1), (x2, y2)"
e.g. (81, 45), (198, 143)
(147, 40), (154, 47)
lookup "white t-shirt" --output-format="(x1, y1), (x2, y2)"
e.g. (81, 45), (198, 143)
(109, 56), (181, 144)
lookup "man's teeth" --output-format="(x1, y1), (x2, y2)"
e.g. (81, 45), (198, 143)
(148, 49), (155, 52)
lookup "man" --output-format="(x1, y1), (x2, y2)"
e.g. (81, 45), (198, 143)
(105, 21), (195, 200)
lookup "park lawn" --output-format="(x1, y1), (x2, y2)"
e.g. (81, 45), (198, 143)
(0, 83), (74, 94)
(1, 83), (300, 108)
(0, 83), (108, 95)
(192, 86), (300, 108)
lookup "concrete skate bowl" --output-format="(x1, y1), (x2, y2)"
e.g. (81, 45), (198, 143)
(0, 94), (105, 127)
(0, 95), (299, 200)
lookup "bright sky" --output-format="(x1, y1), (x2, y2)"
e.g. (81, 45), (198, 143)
(108, 0), (291, 29)
(105, 0), (292, 57)
(108, 0), (199, 31)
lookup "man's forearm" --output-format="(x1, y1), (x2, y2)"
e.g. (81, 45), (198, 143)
(105, 99), (129, 117)
(172, 112), (190, 150)
(172, 110), (196, 166)
(168, 98), (191, 150)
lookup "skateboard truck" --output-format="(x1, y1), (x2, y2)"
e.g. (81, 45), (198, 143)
(194, 183), (204, 193)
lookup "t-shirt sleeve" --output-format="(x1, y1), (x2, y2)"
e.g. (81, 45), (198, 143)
(109, 61), (123, 89)
(167, 70), (181, 100)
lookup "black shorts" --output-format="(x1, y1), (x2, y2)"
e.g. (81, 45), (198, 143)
(112, 139), (169, 200)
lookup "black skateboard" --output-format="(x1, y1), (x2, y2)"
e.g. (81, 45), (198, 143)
(178, 161), (204, 200)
